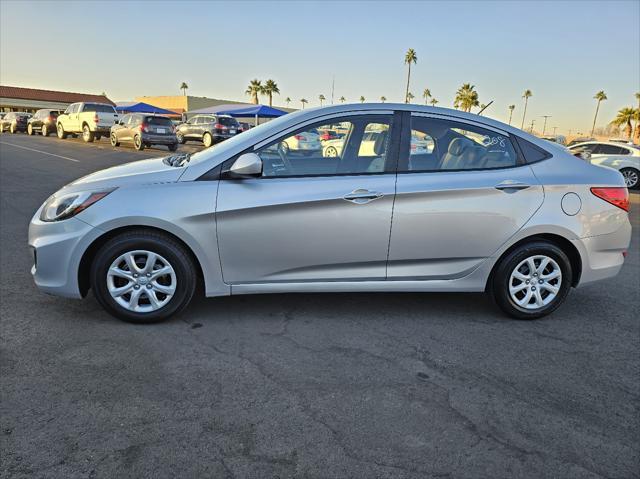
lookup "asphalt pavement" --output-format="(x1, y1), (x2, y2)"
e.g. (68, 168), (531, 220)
(1, 132), (639, 478)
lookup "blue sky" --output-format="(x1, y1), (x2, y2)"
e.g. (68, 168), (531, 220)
(1, 0), (638, 133)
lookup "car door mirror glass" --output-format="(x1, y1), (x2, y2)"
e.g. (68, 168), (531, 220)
(228, 153), (263, 177)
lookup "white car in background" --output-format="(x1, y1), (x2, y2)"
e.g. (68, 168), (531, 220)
(281, 130), (322, 155)
(568, 141), (640, 189)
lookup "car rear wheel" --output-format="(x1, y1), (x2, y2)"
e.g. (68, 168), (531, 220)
(168, 143), (178, 152)
(82, 124), (94, 143)
(620, 167), (639, 190)
(57, 123), (67, 139)
(133, 135), (144, 151)
(110, 133), (120, 147)
(490, 241), (572, 320)
(202, 132), (213, 148)
(27, 124), (33, 135)
(324, 146), (338, 157)
(41, 125), (48, 136)
(90, 230), (197, 323)
(10, 124), (16, 134)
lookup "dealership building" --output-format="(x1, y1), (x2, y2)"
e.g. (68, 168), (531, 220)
(0, 86), (114, 113)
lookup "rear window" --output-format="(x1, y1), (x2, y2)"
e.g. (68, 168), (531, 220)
(218, 117), (238, 127)
(82, 103), (116, 113)
(145, 116), (173, 126)
(49, 111), (59, 118)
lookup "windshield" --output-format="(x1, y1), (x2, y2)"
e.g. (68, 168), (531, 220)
(187, 110), (304, 166)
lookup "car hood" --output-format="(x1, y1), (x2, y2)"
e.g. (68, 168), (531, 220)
(63, 157), (185, 193)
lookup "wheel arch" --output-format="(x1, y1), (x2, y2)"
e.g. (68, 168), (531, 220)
(485, 233), (582, 292)
(78, 225), (206, 297)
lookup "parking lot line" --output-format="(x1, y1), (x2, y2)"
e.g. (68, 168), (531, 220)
(0, 141), (80, 162)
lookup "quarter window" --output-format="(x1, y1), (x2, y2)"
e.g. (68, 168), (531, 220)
(399, 116), (518, 172)
(255, 115), (393, 177)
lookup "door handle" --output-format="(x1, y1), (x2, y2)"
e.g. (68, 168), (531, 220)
(495, 180), (530, 191)
(343, 189), (384, 204)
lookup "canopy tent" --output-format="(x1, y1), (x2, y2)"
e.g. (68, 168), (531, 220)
(186, 103), (288, 125)
(115, 102), (177, 115)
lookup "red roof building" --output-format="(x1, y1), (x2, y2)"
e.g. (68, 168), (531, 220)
(0, 86), (115, 113)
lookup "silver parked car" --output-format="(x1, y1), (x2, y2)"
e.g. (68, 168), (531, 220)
(29, 104), (631, 323)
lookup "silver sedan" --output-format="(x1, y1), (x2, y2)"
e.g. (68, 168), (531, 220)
(29, 104), (632, 323)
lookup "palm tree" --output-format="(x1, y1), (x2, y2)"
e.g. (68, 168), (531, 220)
(508, 104), (515, 125)
(422, 88), (431, 105)
(262, 79), (280, 107)
(245, 79), (262, 104)
(610, 107), (636, 139)
(521, 89), (532, 129)
(380, 96), (387, 103)
(454, 83), (479, 112)
(339, 96), (346, 103)
(406, 92), (415, 103)
(180, 82), (189, 96)
(285, 97), (291, 107)
(359, 96), (365, 103)
(404, 48), (417, 103)
(634, 92), (640, 143)
(590, 90), (607, 136)
(318, 94), (326, 106)
(430, 98), (438, 106)
(300, 98), (308, 109)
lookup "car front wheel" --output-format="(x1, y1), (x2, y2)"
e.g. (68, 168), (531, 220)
(490, 241), (572, 320)
(90, 230), (197, 323)
(620, 167), (639, 190)
(202, 132), (213, 148)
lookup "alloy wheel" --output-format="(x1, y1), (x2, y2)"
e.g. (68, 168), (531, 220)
(622, 169), (638, 189)
(83, 126), (90, 141)
(106, 250), (177, 313)
(508, 255), (562, 310)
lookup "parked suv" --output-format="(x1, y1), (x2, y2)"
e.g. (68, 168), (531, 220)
(0, 112), (31, 133)
(56, 102), (119, 142)
(110, 114), (178, 151)
(27, 109), (63, 136)
(175, 114), (240, 147)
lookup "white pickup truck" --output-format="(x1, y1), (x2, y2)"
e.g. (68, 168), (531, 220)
(56, 102), (119, 142)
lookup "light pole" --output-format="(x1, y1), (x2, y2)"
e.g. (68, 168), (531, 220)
(552, 126), (558, 135)
(541, 115), (551, 135)
(530, 119), (535, 133)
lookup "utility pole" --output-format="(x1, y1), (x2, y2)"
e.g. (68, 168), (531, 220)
(331, 76), (335, 105)
(552, 126), (558, 135)
(541, 115), (551, 135)
(530, 119), (535, 133)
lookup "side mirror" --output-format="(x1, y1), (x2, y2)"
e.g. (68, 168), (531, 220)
(228, 152), (262, 178)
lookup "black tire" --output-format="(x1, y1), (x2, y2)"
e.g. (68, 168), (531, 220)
(490, 241), (572, 320)
(110, 132), (120, 147)
(27, 124), (33, 135)
(176, 132), (185, 144)
(10, 124), (16, 134)
(95, 135), (102, 141)
(168, 143), (178, 152)
(82, 124), (95, 143)
(90, 230), (197, 323)
(42, 124), (48, 137)
(202, 132), (213, 148)
(620, 167), (639, 190)
(133, 135), (145, 151)
(57, 123), (67, 139)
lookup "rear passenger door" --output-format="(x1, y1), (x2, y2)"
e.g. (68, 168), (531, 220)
(387, 113), (544, 280)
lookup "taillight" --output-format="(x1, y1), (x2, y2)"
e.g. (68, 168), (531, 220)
(590, 187), (629, 212)
(93, 113), (99, 123)
(48, 115), (54, 123)
(294, 134), (305, 140)
(141, 123), (149, 133)
(214, 123), (227, 130)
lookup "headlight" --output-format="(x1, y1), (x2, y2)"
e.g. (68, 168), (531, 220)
(40, 188), (115, 222)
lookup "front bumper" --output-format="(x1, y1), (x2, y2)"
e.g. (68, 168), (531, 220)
(28, 212), (103, 298)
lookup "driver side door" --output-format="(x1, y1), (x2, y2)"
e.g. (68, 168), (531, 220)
(216, 112), (399, 284)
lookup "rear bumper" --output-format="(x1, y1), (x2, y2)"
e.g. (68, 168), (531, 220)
(573, 218), (632, 285)
(141, 133), (178, 145)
